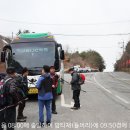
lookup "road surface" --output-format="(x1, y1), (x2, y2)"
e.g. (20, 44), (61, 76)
(15, 72), (130, 130)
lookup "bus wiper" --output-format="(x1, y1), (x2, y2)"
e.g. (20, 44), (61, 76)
(29, 67), (42, 70)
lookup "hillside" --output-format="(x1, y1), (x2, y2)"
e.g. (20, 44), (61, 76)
(64, 50), (106, 72)
(114, 41), (130, 72)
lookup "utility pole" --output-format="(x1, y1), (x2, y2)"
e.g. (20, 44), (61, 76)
(118, 41), (125, 54)
(118, 41), (125, 71)
(12, 32), (13, 40)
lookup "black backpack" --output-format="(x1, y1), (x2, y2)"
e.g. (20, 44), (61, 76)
(0, 78), (12, 108)
(41, 76), (53, 93)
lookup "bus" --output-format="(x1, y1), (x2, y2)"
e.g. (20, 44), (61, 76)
(0, 33), (65, 95)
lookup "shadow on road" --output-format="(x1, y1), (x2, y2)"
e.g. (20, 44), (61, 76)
(27, 95), (38, 102)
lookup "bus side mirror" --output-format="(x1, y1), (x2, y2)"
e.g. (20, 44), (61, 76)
(1, 51), (6, 62)
(60, 50), (65, 60)
(54, 60), (60, 71)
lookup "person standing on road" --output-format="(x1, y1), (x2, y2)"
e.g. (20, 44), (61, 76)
(17, 67), (29, 122)
(0, 67), (18, 130)
(50, 66), (59, 114)
(36, 65), (53, 127)
(69, 68), (81, 110)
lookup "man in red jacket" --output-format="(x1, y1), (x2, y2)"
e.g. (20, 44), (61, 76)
(50, 66), (59, 114)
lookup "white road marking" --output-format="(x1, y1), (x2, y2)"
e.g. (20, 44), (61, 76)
(85, 73), (96, 75)
(71, 101), (74, 106)
(109, 73), (130, 81)
(85, 81), (97, 85)
(61, 94), (73, 108)
(94, 76), (112, 94)
(94, 73), (129, 104)
(120, 79), (130, 81)
(115, 95), (129, 104)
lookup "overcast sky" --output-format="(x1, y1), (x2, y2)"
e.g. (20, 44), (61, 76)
(0, 0), (130, 71)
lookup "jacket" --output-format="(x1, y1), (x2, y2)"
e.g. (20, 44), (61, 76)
(36, 73), (53, 100)
(15, 74), (26, 98)
(22, 76), (28, 96)
(4, 75), (18, 106)
(71, 72), (81, 91)
(50, 73), (59, 88)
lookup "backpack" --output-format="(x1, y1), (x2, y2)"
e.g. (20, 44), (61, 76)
(0, 73), (6, 81)
(78, 73), (86, 85)
(15, 74), (26, 99)
(41, 76), (53, 93)
(0, 78), (12, 108)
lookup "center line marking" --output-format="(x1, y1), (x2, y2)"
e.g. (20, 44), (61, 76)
(94, 76), (112, 94)
(94, 74), (129, 104)
(115, 95), (129, 104)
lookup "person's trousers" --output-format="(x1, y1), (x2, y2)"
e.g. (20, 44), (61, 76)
(73, 90), (80, 108)
(38, 100), (52, 124)
(0, 107), (16, 130)
(17, 100), (26, 118)
(0, 110), (5, 130)
(52, 88), (57, 112)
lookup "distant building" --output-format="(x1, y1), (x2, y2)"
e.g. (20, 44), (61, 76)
(0, 35), (10, 52)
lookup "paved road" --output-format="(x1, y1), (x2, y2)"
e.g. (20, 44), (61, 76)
(15, 72), (130, 130)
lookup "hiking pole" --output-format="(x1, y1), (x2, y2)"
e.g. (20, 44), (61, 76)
(60, 78), (87, 93)
(0, 97), (28, 112)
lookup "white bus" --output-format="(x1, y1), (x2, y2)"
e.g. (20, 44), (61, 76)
(1, 33), (65, 95)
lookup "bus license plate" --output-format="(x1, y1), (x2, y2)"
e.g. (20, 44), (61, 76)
(28, 88), (38, 94)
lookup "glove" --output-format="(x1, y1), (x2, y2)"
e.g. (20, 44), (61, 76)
(52, 85), (55, 88)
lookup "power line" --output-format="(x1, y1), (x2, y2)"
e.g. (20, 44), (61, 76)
(0, 31), (130, 37)
(0, 18), (130, 26)
(1, 32), (130, 37)
(53, 33), (130, 37)
(75, 46), (117, 48)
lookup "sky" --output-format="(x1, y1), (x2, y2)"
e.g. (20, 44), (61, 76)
(0, 0), (130, 71)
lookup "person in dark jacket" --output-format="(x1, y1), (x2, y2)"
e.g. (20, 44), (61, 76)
(0, 67), (18, 130)
(36, 65), (53, 127)
(50, 66), (59, 114)
(69, 68), (81, 110)
(17, 67), (29, 122)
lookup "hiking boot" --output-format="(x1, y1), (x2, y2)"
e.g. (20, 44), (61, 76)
(39, 122), (44, 128)
(46, 121), (51, 127)
(22, 116), (27, 119)
(52, 111), (58, 114)
(70, 107), (77, 109)
(17, 118), (26, 122)
(71, 107), (80, 110)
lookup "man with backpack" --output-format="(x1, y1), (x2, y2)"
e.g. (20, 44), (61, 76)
(17, 67), (29, 122)
(36, 65), (53, 127)
(69, 68), (82, 110)
(0, 67), (19, 130)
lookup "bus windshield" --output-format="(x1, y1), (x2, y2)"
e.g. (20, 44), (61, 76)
(11, 42), (56, 69)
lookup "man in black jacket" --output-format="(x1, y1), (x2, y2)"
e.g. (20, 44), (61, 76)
(17, 67), (29, 122)
(69, 68), (81, 110)
(0, 67), (18, 130)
